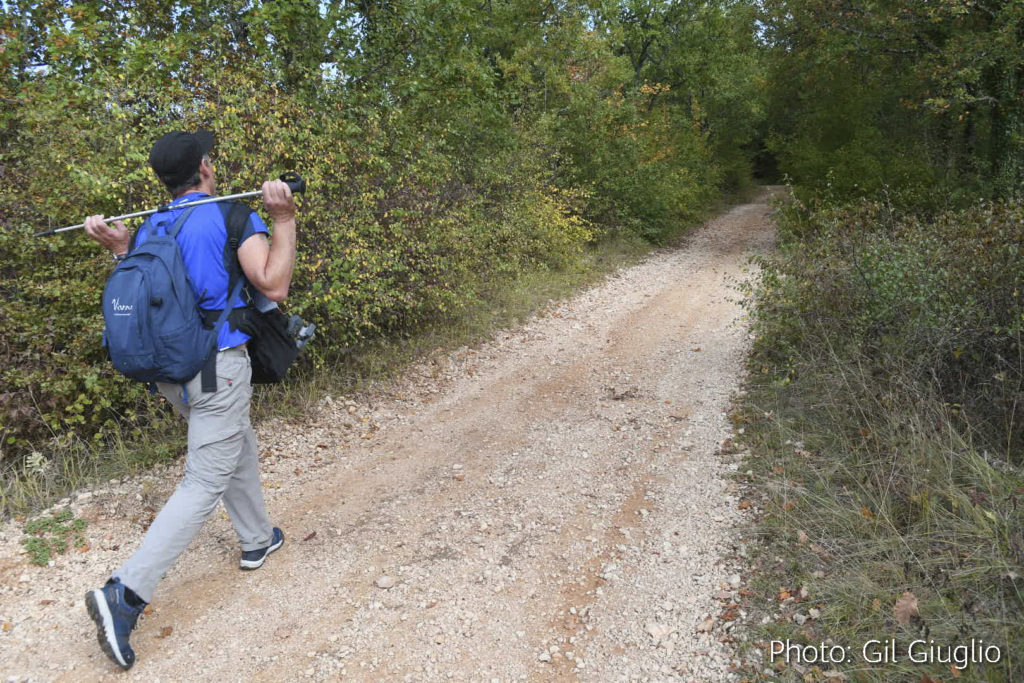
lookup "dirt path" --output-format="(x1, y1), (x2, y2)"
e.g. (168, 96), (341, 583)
(0, 190), (778, 682)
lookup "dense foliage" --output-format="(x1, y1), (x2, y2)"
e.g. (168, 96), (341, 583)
(761, 0), (1024, 203)
(751, 0), (1024, 511)
(0, 1), (763, 456)
(743, 1), (1024, 679)
(753, 197), (1024, 456)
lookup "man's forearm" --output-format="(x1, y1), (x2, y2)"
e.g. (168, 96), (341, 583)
(262, 217), (297, 301)
(238, 178), (298, 301)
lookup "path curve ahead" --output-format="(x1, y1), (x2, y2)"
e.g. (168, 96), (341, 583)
(0, 189), (778, 682)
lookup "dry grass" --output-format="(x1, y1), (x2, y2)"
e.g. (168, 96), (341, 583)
(734, 344), (1024, 682)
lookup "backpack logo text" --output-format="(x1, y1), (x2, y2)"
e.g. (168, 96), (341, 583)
(111, 298), (134, 316)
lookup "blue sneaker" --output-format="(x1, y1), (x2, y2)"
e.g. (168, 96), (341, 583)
(239, 527), (284, 570)
(85, 578), (145, 670)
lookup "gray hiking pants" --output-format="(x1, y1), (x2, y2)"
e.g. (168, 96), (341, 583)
(114, 347), (273, 603)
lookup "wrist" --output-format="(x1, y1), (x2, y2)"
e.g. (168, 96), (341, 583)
(112, 251), (127, 263)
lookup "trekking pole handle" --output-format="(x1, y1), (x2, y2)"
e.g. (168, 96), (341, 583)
(280, 171), (306, 195)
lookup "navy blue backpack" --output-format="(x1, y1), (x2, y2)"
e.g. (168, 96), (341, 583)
(102, 206), (241, 386)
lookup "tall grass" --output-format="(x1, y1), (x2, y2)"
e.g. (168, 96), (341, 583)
(737, 194), (1024, 681)
(0, 424), (183, 516)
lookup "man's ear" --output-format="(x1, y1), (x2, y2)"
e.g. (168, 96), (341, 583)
(200, 157), (214, 178)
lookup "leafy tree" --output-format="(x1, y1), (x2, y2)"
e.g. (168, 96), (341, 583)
(761, 0), (1024, 201)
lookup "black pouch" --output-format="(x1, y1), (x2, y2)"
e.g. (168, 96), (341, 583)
(231, 306), (299, 384)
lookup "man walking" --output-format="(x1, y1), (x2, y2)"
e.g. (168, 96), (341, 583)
(81, 130), (298, 670)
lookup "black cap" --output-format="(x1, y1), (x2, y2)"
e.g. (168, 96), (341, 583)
(148, 130), (214, 187)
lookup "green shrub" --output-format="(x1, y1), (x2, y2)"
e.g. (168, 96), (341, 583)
(747, 195), (1024, 459)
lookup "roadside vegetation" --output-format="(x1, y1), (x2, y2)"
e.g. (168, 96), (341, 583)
(738, 1), (1024, 681)
(0, 1), (763, 516)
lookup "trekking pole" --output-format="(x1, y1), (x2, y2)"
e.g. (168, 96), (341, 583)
(32, 171), (307, 238)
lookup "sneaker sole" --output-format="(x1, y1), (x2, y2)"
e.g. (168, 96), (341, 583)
(239, 532), (285, 570)
(85, 589), (132, 670)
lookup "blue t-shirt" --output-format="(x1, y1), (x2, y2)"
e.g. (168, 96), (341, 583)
(134, 192), (268, 350)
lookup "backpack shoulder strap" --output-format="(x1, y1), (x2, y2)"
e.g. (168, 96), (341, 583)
(167, 205), (198, 239)
(128, 216), (152, 253)
(221, 200), (254, 248)
(219, 200), (255, 304)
